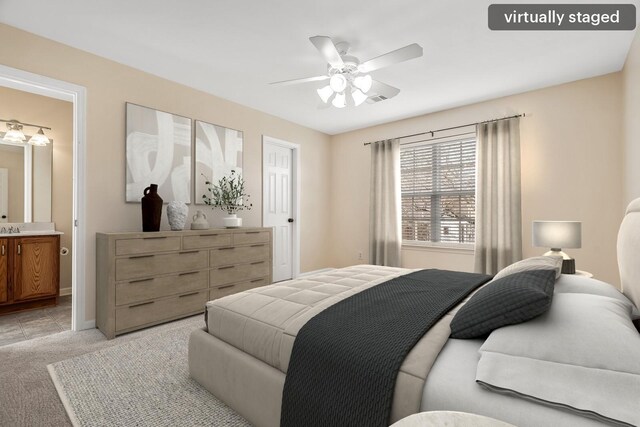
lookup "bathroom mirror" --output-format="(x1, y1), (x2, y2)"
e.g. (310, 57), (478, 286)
(0, 140), (52, 223)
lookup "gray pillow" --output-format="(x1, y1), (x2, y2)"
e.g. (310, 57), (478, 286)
(450, 269), (556, 339)
(493, 256), (562, 281)
(476, 293), (640, 427)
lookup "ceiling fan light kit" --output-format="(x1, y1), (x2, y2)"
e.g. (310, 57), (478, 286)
(332, 92), (347, 108)
(351, 88), (368, 106)
(270, 36), (423, 109)
(317, 85), (334, 103)
(354, 74), (373, 93)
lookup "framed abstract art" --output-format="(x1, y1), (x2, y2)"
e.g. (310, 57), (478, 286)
(194, 120), (243, 204)
(125, 103), (192, 203)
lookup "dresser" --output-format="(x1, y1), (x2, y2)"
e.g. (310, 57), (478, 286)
(96, 228), (272, 339)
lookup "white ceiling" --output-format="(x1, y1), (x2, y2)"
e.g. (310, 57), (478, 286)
(1, 0), (637, 135)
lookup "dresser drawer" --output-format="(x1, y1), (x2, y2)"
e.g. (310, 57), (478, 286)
(116, 270), (208, 306)
(210, 244), (269, 267)
(209, 277), (269, 300)
(115, 250), (208, 281)
(115, 289), (208, 332)
(233, 231), (270, 245)
(210, 261), (270, 286)
(183, 233), (232, 249)
(115, 236), (181, 256)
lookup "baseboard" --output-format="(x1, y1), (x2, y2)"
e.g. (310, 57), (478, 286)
(59, 287), (72, 296)
(76, 319), (95, 331)
(297, 268), (336, 278)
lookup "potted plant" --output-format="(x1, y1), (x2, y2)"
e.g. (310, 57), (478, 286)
(202, 170), (252, 228)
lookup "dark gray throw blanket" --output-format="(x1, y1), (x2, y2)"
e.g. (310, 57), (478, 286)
(280, 269), (492, 427)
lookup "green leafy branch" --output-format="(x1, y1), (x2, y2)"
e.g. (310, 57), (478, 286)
(201, 170), (252, 215)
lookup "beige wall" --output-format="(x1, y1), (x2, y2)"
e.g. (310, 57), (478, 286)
(0, 86), (75, 291)
(623, 29), (640, 205)
(330, 73), (624, 286)
(0, 24), (333, 323)
(0, 146), (24, 223)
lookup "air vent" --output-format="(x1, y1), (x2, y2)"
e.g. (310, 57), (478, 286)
(366, 95), (388, 104)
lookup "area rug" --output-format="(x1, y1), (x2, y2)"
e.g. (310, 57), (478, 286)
(48, 323), (251, 427)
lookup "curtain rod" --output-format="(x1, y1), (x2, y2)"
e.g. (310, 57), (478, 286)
(399, 131), (476, 147)
(363, 113), (525, 146)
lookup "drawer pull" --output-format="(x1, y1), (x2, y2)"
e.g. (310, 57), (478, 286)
(244, 231), (260, 234)
(218, 266), (235, 270)
(218, 285), (235, 290)
(179, 292), (200, 298)
(218, 247), (234, 251)
(179, 250), (199, 255)
(250, 278), (264, 283)
(129, 254), (154, 260)
(250, 261), (265, 265)
(200, 234), (219, 237)
(143, 236), (167, 240)
(129, 278), (153, 284)
(250, 244), (265, 248)
(178, 271), (199, 277)
(129, 301), (154, 308)
(1, 244), (4, 256)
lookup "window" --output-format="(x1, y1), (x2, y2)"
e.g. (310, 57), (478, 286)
(401, 137), (476, 245)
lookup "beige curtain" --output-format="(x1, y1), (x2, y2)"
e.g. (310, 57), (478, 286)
(369, 139), (401, 267)
(474, 118), (522, 274)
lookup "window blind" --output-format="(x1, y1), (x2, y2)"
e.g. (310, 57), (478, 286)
(401, 137), (476, 244)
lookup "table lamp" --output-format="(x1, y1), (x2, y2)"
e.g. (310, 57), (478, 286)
(532, 221), (582, 274)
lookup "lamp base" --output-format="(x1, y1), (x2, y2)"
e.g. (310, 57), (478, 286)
(542, 249), (571, 259)
(561, 258), (576, 274)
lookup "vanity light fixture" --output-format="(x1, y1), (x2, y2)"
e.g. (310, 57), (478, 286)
(0, 119), (51, 145)
(3, 121), (26, 143)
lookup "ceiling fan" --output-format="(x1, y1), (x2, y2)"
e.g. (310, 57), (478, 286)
(270, 36), (423, 108)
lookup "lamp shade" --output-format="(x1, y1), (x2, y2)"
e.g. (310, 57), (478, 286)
(28, 128), (50, 146)
(3, 121), (25, 143)
(317, 85), (333, 103)
(532, 221), (582, 249)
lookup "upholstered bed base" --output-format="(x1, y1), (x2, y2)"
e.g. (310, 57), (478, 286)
(190, 316), (456, 427)
(188, 325), (437, 426)
(189, 328), (284, 427)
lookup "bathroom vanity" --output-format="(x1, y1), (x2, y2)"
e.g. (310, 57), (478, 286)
(0, 231), (61, 315)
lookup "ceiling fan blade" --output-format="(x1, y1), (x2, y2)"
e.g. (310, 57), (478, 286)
(368, 80), (401, 100)
(270, 75), (329, 86)
(309, 36), (344, 69)
(358, 43), (423, 73)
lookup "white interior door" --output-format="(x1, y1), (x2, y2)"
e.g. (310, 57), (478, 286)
(263, 141), (294, 282)
(0, 168), (7, 223)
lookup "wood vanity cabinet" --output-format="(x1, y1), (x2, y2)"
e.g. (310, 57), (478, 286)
(0, 239), (7, 304)
(0, 235), (60, 315)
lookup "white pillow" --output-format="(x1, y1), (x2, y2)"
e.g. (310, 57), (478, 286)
(493, 256), (562, 281)
(476, 293), (640, 426)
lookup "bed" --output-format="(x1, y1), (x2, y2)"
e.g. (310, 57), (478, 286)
(189, 199), (640, 427)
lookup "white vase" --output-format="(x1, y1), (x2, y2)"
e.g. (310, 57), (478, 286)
(190, 210), (209, 230)
(167, 201), (188, 231)
(223, 213), (242, 228)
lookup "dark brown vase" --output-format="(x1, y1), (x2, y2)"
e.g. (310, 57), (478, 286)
(141, 184), (163, 232)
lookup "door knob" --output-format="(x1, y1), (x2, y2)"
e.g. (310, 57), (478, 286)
(288, 218), (294, 223)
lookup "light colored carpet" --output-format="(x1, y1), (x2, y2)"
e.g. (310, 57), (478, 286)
(48, 319), (250, 426)
(0, 315), (246, 427)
